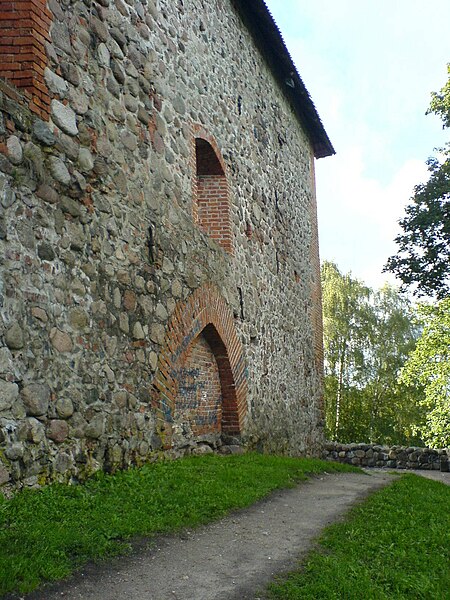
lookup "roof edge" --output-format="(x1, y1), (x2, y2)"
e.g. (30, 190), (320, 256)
(232, 0), (335, 159)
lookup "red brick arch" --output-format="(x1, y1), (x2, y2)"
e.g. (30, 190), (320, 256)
(152, 283), (247, 448)
(191, 124), (228, 176)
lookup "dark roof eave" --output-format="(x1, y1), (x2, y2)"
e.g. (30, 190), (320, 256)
(232, 0), (335, 159)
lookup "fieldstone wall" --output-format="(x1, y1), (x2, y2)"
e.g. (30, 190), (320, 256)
(0, 0), (326, 494)
(323, 443), (449, 471)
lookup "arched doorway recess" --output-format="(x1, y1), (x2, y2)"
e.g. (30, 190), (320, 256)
(152, 284), (247, 449)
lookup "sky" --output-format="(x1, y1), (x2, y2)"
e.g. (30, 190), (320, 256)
(265, 0), (450, 289)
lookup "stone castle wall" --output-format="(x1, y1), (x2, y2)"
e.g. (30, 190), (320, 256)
(0, 0), (325, 494)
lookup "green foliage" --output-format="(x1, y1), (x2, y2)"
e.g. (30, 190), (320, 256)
(0, 454), (358, 596)
(385, 65), (450, 299)
(321, 261), (371, 440)
(322, 261), (425, 444)
(383, 66), (450, 446)
(400, 298), (450, 447)
(268, 474), (450, 599)
(428, 63), (450, 128)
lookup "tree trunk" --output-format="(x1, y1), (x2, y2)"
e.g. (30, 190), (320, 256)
(335, 343), (346, 440)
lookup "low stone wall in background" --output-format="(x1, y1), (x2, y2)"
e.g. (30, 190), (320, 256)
(323, 442), (449, 472)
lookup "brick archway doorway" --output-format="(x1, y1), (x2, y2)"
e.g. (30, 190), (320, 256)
(152, 284), (247, 449)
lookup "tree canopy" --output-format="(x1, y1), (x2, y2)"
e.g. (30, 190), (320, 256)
(321, 261), (425, 445)
(384, 65), (450, 299)
(400, 298), (450, 447)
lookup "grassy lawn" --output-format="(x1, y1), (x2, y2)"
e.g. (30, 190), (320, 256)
(267, 473), (450, 600)
(0, 453), (357, 596)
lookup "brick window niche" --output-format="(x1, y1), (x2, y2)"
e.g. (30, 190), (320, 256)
(194, 137), (233, 254)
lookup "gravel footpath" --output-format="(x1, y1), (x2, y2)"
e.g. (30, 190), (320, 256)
(25, 470), (398, 600)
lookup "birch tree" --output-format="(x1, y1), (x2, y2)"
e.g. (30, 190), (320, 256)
(322, 262), (424, 444)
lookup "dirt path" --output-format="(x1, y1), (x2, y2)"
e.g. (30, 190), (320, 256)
(26, 471), (396, 600)
(379, 468), (450, 486)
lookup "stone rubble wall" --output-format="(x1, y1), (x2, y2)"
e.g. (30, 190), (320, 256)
(323, 442), (449, 471)
(0, 0), (325, 495)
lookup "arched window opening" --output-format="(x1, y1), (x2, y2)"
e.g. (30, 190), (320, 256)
(194, 137), (232, 253)
(196, 139), (224, 176)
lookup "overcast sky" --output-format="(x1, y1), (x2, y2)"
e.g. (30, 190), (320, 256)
(265, 0), (450, 289)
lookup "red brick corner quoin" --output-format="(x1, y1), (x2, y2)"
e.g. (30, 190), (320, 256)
(0, 0), (52, 118)
(152, 284), (247, 448)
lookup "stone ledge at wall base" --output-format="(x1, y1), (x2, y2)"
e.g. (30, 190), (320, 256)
(323, 442), (449, 472)
(166, 433), (245, 459)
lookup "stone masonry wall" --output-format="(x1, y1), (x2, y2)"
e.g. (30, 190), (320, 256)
(0, 0), (325, 494)
(323, 443), (449, 471)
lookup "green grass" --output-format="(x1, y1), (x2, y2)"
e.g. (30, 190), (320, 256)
(267, 474), (450, 600)
(0, 453), (357, 596)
